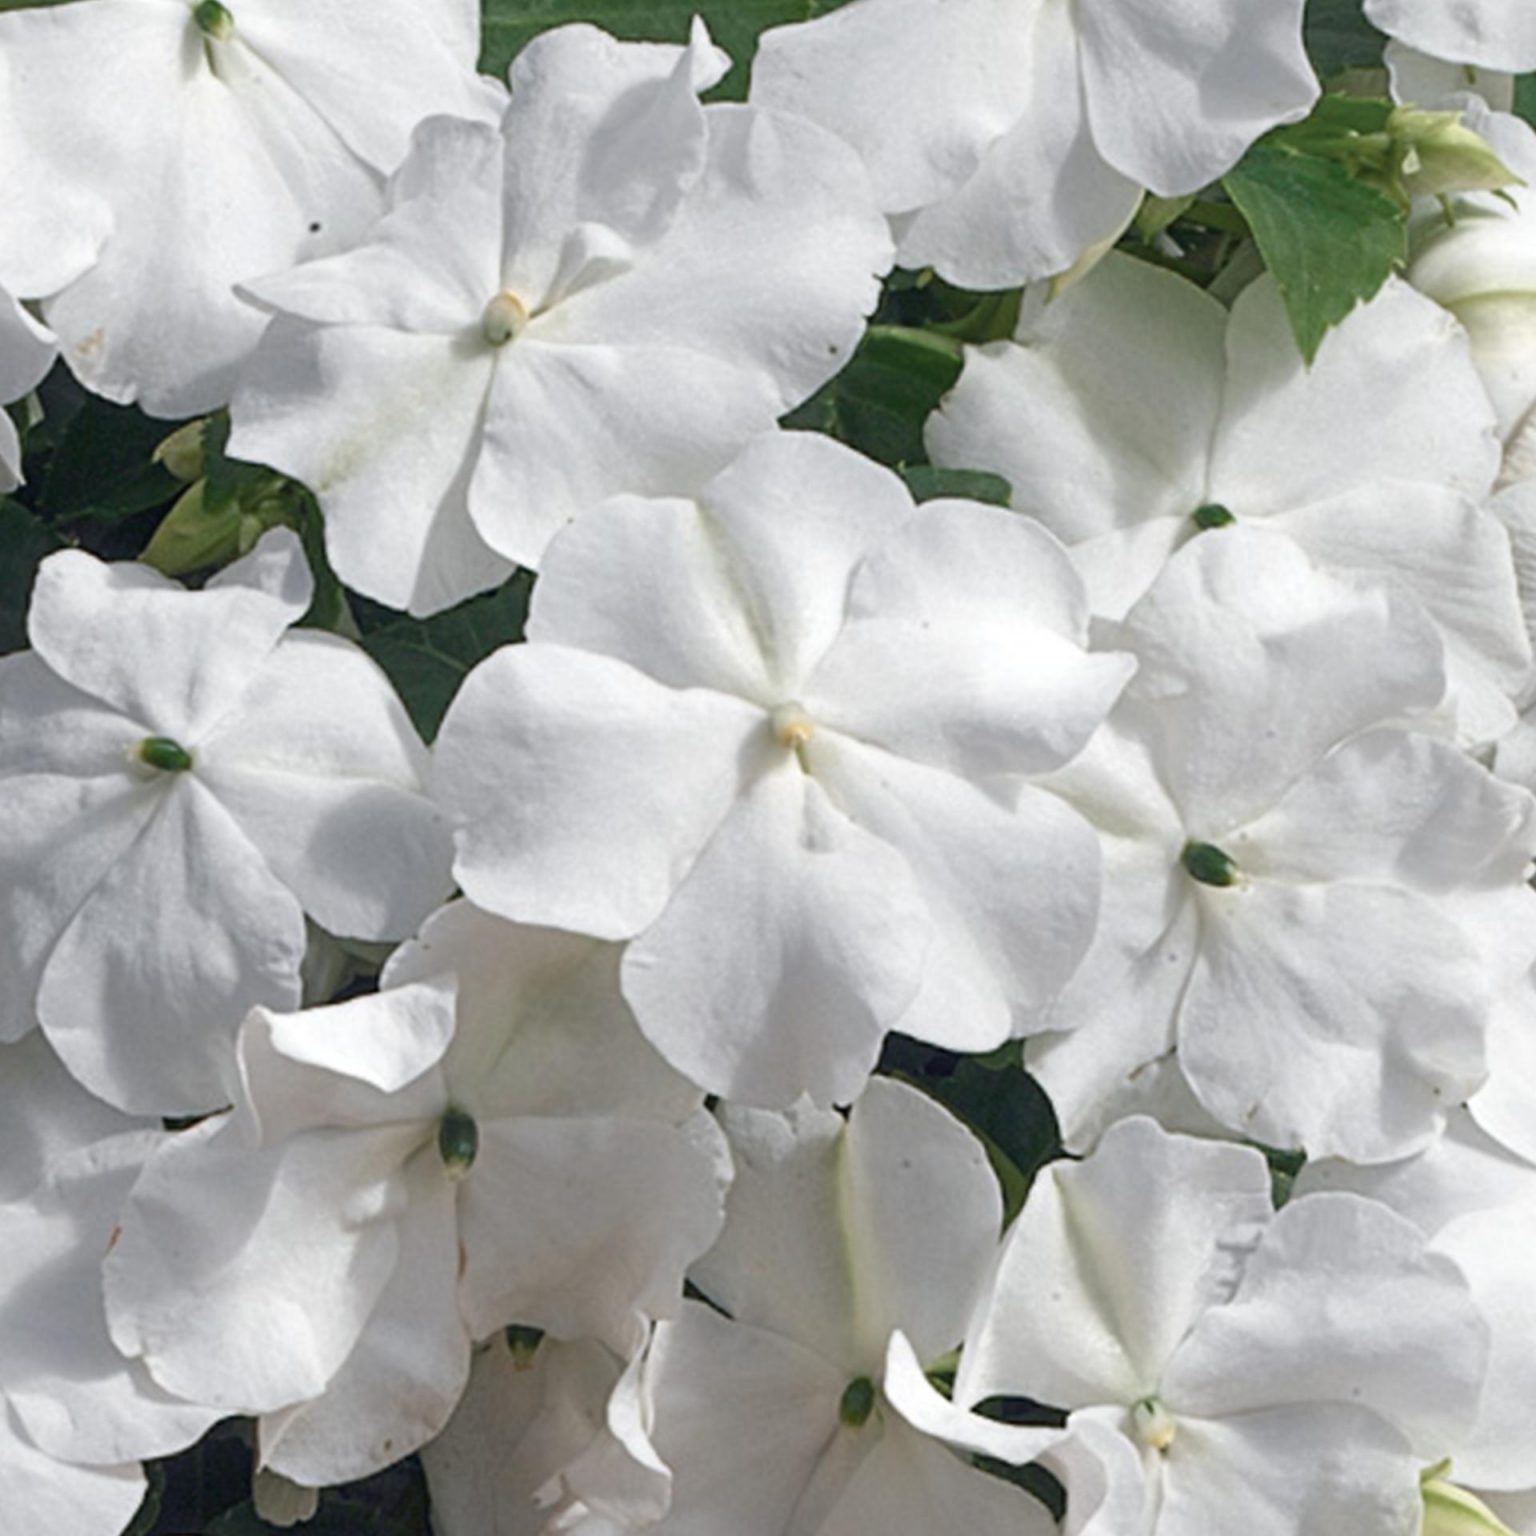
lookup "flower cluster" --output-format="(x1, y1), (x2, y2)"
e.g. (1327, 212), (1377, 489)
(4, 2), (1536, 1535)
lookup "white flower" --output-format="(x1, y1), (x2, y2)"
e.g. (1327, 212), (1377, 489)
(930, 253), (1528, 741)
(1027, 526), (1536, 1163)
(423, 1331), (669, 1536)
(228, 21), (893, 615)
(749, 0), (1316, 288)
(1301, 1110), (1536, 1493)
(1366, 0), (1536, 74)
(0, 0), (501, 416)
(0, 284), (57, 490)
(960, 1117), (1490, 1536)
(434, 430), (1134, 1108)
(643, 1079), (1072, 1536)
(103, 901), (728, 1488)
(0, 528), (453, 1114)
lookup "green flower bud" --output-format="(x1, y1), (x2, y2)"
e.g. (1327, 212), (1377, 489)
(137, 736), (194, 773)
(1191, 503), (1236, 530)
(437, 1105), (479, 1178)
(1422, 1467), (1519, 1536)
(153, 419), (210, 483)
(1390, 108), (1524, 204)
(838, 1376), (876, 1428)
(1181, 841), (1240, 887)
(194, 1), (235, 40)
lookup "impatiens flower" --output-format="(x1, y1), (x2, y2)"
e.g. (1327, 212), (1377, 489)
(1027, 526), (1536, 1163)
(0, 528), (453, 1114)
(0, 283), (57, 490)
(1301, 1110), (1536, 1492)
(228, 21), (894, 615)
(749, 0), (1316, 288)
(642, 1078), (1075, 1536)
(0, 0), (500, 416)
(1366, 0), (1536, 74)
(434, 430), (1135, 1108)
(930, 252), (1528, 740)
(103, 901), (728, 1488)
(423, 1330), (669, 1536)
(959, 1117), (1490, 1536)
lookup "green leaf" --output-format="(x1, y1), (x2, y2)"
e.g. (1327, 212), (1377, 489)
(122, 1465), (166, 1536)
(781, 325), (963, 467)
(898, 464), (1012, 507)
(0, 499), (63, 654)
(1303, 0), (1387, 79)
(479, 0), (848, 100)
(1223, 138), (1406, 362)
(360, 573), (535, 740)
(1516, 74), (1536, 129)
(37, 393), (181, 527)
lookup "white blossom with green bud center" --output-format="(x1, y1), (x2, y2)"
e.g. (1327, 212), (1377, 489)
(931, 252), (1528, 742)
(644, 1080), (1073, 1536)
(436, 431), (1135, 1108)
(959, 1118), (1491, 1536)
(0, 0), (500, 416)
(227, 20), (895, 617)
(1028, 526), (1536, 1163)
(0, 530), (452, 1115)
(102, 905), (727, 1490)
(750, 0), (1317, 288)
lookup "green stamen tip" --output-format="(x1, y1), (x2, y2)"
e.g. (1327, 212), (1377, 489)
(194, 1), (235, 40)
(839, 1376), (876, 1428)
(138, 736), (194, 773)
(1191, 502), (1236, 530)
(437, 1105), (479, 1177)
(505, 1324), (545, 1369)
(1182, 841), (1240, 887)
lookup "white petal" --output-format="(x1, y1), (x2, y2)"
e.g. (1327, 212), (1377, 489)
(893, 4), (1142, 287)
(386, 902), (701, 1124)
(927, 254), (1225, 549)
(1166, 1192), (1487, 1453)
(28, 533), (309, 742)
(104, 1113), (424, 1414)
(38, 777), (307, 1114)
(1366, 0), (1536, 71)
(457, 1114), (727, 1351)
(0, 282), (58, 404)
(958, 1118), (1272, 1412)
(1155, 1407), (1419, 1536)
(810, 733), (1108, 1042)
(197, 632), (453, 940)
(1119, 525), (1445, 831)
(1210, 277), (1501, 517)
(229, 322), (510, 616)
(0, 1401), (144, 1536)
(750, 0), (1035, 214)
(0, 1130), (222, 1466)
(645, 1302), (847, 1536)
(620, 763), (931, 1107)
(1179, 880), (1490, 1161)
(260, 1157), (468, 1485)
(467, 339), (783, 572)
(806, 501), (1134, 778)
(435, 644), (761, 940)
(1077, 0), (1315, 194)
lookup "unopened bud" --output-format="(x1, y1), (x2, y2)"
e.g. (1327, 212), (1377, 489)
(1389, 108), (1522, 203)
(153, 419), (210, 483)
(1421, 1466), (1519, 1536)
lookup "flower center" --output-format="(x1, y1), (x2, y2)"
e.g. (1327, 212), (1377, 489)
(838, 1376), (876, 1428)
(1181, 840), (1239, 887)
(437, 1105), (479, 1178)
(481, 291), (529, 346)
(1132, 1396), (1177, 1452)
(1190, 502), (1235, 531)
(137, 736), (194, 773)
(194, 0), (235, 40)
(769, 703), (815, 751)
